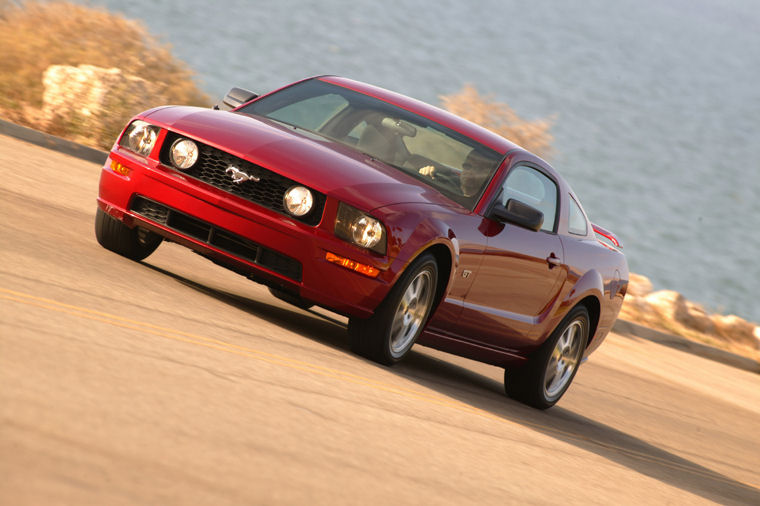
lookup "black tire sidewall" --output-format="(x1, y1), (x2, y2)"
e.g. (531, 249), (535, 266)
(350, 253), (438, 365)
(95, 208), (161, 261)
(505, 305), (590, 409)
(539, 306), (589, 403)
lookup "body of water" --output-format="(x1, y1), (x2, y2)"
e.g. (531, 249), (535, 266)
(83, 0), (760, 322)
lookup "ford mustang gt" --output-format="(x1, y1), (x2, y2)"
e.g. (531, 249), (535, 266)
(95, 76), (628, 408)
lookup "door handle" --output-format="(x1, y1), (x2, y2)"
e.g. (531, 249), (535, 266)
(546, 253), (561, 268)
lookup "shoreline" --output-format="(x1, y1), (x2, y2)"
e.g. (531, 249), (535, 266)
(2, 116), (757, 373)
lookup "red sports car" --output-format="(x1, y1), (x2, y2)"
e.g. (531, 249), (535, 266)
(96, 76), (628, 408)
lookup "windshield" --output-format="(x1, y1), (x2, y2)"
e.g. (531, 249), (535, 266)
(237, 79), (503, 209)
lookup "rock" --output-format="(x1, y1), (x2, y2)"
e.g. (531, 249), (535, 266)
(627, 272), (654, 298)
(680, 301), (716, 334)
(712, 314), (759, 349)
(644, 290), (686, 321)
(621, 293), (651, 315)
(619, 274), (758, 357)
(41, 64), (165, 148)
(644, 290), (715, 332)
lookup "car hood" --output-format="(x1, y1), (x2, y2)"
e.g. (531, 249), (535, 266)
(142, 106), (460, 212)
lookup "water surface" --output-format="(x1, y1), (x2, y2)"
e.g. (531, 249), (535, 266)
(83, 0), (760, 321)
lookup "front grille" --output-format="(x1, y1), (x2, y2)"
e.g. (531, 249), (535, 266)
(159, 132), (325, 226)
(131, 196), (302, 282)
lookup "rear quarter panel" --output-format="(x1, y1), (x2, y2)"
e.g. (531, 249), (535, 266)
(560, 235), (628, 354)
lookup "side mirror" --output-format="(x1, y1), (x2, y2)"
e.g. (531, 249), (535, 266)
(214, 87), (258, 111)
(490, 199), (544, 231)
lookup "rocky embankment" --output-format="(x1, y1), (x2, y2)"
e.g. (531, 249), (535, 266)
(6, 64), (168, 150)
(621, 273), (760, 361)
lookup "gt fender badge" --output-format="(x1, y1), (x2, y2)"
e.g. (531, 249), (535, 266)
(226, 165), (260, 184)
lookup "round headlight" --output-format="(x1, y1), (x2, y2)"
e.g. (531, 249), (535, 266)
(127, 121), (158, 156)
(170, 138), (198, 169)
(350, 216), (383, 249)
(283, 186), (314, 217)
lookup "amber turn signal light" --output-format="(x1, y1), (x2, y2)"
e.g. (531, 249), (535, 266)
(110, 160), (130, 176)
(325, 252), (380, 278)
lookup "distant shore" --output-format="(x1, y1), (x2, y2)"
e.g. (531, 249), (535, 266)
(620, 274), (759, 363)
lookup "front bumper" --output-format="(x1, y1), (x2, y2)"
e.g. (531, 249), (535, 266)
(98, 147), (396, 318)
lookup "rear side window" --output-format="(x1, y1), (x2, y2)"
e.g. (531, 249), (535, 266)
(568, 196), (588, 236)
(500, 165), (558, 232)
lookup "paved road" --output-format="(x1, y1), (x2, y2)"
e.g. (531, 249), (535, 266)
(1, 134), (759, 505)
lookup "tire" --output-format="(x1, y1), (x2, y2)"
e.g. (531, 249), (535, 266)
(348, 253), (438, 365)
(95, 207), (162, 261)
(504, 306), (590, 409)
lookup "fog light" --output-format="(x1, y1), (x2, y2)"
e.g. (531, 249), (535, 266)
(169, 138), (198, 169)
(283, 186), (314, 217)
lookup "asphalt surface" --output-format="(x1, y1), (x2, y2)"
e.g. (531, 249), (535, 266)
(1, 134), (759, 505)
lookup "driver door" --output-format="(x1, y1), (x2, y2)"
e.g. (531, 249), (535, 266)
(454, 164), (567, 350)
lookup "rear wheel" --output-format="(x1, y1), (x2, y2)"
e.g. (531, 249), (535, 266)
(504, 306), (590, 409)
(95, 207), (162, 261)
(349, 253), (437, 365)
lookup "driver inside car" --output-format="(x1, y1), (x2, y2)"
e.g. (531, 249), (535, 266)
(418, 149), (493, 197)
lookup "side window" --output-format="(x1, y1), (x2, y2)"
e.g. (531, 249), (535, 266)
(568, 195), (588, 236)
(500, 166), (558, 232)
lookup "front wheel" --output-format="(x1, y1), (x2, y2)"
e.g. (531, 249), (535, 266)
(349, 253), (438, 365)
(95, 208), (162, 261)
(504, 306), (590, 409)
